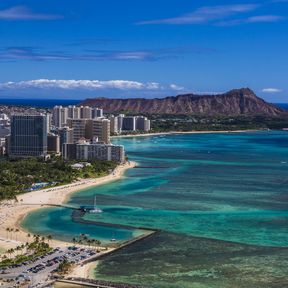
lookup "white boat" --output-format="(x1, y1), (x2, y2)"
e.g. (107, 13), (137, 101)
(110, 232), (116, 242)
(89, 196), (103, 214)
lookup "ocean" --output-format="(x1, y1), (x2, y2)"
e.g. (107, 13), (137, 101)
(22, 131), (288, 288)
(0, 98), (80, 108)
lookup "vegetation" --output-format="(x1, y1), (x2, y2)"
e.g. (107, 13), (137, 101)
(0, 234), (52, 268)
(56, 259), (73, 275)
(0, 157), (118, 201)
(72, 234), (101, 248)
(149, 114), (288, 132)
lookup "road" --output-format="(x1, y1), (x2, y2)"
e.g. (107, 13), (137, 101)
(0, 246), (98, 288)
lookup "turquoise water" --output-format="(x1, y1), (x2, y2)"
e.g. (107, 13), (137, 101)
(21, 207), (142, 243)
(70, 131), (288, 247)
(22, 131), (288, 287)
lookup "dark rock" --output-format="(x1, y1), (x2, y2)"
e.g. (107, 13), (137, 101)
(80, 88), (284, 116)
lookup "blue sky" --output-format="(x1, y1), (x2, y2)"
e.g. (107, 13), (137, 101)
(0, 0), (287, 101)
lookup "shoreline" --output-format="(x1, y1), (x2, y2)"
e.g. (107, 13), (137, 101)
(0, 161), (136, 251)
(68, 261), (98, 279)
(112, 129), (266, 138)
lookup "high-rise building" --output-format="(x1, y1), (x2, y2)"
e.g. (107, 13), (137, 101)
(67, 119), (87, 141)
(68, 106), (81, 119)
(80, 106), (92, 119)
(76, 140), (125, 163)
(88, 118), (110, 144)
(0, 137), (6, 156)
(114, 114), (151, 133)
(67, 118), (110, 144)
(109, 115), (119, 134)
(116, 114), (125, 132)
(52, 106), (68, 128)
(122, 116), (136, 131)
(0, 126), (10, 138)
(92, 108), (103, 118)
(57, 126), (74, 155)
(46, 113), (52, 133)
(9, 115), (48, 158)
(47, 134), (60, 154)
(62, 143), (77, 160)
(58, 126), (74, 145)
(136, 116), (151, 132)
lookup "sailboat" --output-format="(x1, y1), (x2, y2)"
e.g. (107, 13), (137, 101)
(110, 232), (116, 242)
(89, 196), (103, 214)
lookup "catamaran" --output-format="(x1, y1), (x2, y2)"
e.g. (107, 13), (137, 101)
(89, 196), (103, 214)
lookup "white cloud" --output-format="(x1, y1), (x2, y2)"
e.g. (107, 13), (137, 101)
(112, 52), (152, 60)
(137, 4), (258, 25)
(262, 88), (283, 93)
(0, 6), (62, 21)
(170, 84), (185, 91)
(247, 15), (285, 23)
(0, 79), (181, 91)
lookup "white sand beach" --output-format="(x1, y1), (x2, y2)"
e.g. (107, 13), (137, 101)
(0, 161), (136, 252)
(112, 129), (264, 139)
(68, 261), (98, 279)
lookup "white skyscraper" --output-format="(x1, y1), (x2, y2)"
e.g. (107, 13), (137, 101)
(52, 106), (68, 128)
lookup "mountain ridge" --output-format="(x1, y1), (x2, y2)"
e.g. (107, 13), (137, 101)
(80, 88), (284, 116)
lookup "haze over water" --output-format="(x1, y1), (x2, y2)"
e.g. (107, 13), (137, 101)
(23, 131), (288, 287)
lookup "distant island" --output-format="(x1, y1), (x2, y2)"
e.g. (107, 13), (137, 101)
(81, 88), (284, 116)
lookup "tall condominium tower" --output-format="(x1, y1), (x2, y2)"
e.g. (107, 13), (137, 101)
(88, 118), (111, 144)
(9, 115), (48, 157)
(66, 119), (87, 141)
(67, 106), (81, 119)
(92, 108), (103, 118)
(67, 118), (110, 144)
(80, 106), (92, 119)
(136, 116), (151, 131)
(109, 115), (119, 134)
(122, 116), (136, 131)
(52, 106), (68, 128)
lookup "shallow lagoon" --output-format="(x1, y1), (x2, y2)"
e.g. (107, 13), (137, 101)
(23, 131), (288, 287)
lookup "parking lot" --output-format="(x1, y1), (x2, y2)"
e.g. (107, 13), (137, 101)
(0, 246), (98, 287)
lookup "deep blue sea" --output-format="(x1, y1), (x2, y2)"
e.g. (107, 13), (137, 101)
(22, 131), (288, 288)
(277, 103), (288, 110)
(0, 98), (81, 108)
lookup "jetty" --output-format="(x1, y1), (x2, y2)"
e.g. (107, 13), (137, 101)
(57, 277), (145, 288)
(20, 203), (81, 210)
(53, 231), (158, 288)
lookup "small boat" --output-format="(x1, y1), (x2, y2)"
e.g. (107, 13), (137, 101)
(89, 196), (103, 214)
(110, 232), (116, 242)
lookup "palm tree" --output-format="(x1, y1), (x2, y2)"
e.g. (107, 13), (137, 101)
(94, 239), (101, 247)
(87, 239), (92, 248)
(6, 228), (10, 239)
(20, 244), (25, 255)
(7, 248), (14, 259)
(33, 234), (40, 243)
(6, 249), (11, 259)
(10, 228), (14, 240)
(25, 242), (29, 253)
(15, 228), (19, 241)
(27, 233), (31, 242)
(15, 246), (20, 256)
(47, 235), (52, 244)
